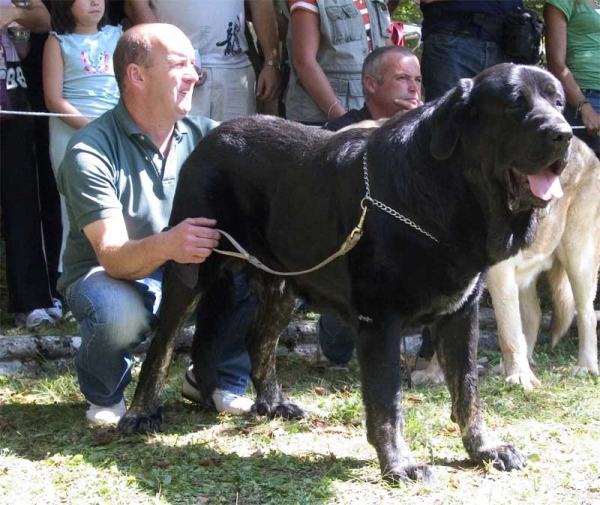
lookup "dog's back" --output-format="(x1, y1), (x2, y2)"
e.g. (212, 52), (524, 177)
(171, 115), (376, 276)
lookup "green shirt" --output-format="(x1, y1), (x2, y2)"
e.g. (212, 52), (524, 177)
(546, 0), (600, 90)
(57, 100), (219, 292)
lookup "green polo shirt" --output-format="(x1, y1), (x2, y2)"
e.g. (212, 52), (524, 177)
(57, 100), (219, 292)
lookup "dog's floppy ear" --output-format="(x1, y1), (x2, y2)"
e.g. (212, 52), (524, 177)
(430, 78), (473, 160)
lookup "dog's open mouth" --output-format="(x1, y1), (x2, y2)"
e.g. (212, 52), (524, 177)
(505, 161), (564, 213)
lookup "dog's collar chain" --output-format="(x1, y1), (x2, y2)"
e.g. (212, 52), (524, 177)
(362, 152), (440, 243)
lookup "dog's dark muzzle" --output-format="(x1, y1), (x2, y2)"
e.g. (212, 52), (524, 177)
(542, 122), (573, 172)
(505, 120), (571, 214)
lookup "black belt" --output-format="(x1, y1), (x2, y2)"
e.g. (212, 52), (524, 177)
(426, 8), (506, 42)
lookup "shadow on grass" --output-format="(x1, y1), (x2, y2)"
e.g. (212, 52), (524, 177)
(0, 401), (374, 505)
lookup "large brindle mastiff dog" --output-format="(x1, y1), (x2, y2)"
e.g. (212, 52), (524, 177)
(118, 64), (572, 483)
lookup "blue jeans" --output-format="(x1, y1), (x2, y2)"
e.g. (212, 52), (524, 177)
(65, 267), (253, 406)
(564, 89), (600, 157)
(421, 32), (509, 102)
(200, 270), (256, 395)
(318, 314), (355, 365)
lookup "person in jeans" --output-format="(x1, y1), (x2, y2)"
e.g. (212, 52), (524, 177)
(419, 0), (523, 101)
(57, 23), (255, 424)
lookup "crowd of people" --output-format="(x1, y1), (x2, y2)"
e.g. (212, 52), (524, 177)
(0, 0), (598, 425)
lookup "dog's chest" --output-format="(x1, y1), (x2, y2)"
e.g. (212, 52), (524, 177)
(433, 273), (482, 316)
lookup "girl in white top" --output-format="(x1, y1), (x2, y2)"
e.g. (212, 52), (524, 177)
(43, 0), (121, 269)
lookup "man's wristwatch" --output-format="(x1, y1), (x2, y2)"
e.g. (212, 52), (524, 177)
(263, 59), (281, 70)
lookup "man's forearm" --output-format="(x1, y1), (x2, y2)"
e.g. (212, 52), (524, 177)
(250, 0), (279, 61)
(86, 217), (220, 281)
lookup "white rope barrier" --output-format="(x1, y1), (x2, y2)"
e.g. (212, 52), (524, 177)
(0, 109), (100, 118)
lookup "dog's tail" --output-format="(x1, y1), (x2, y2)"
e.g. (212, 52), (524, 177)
(547, 260), (575, 347)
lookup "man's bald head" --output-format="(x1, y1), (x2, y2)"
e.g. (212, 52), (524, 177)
(113, 23), (191, 95)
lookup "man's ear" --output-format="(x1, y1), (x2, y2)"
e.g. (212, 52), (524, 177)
(127, 63), (145, 90)
(363, 75), (377, 95)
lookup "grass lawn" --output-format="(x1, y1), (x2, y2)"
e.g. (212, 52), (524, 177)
(1, 334), (599, 505)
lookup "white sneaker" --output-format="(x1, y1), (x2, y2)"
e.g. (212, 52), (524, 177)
(14, 308), (54, 329)
(212, 388), (254, 415)
(182, 369), (202, 403)
(182, 370), (253, 415)
(46, 298), (63, 320)
(85, 399), (127, 425)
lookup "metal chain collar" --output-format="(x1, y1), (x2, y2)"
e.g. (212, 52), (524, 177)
(362, 151), (439, 243)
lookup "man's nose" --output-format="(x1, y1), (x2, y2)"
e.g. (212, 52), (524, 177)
(185, 64), (199, 83)
(407, 77), (419, 92)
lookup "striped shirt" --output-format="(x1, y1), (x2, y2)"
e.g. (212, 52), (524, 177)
(289, 0), (374, 51)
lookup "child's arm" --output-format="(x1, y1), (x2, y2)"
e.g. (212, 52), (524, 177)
(43, 35), (91, 130)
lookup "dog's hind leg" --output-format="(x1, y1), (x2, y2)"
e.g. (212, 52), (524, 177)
(547, 261), (575, 347)
(248, 274), (307, 419)
(435, 304), (526, 472)
(357, 318), (433, 484)
(118, 262), (203, 434)
(557, 237), (600, 375)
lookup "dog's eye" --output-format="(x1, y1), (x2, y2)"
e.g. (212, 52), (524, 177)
(506, 101), (525, 114)
(506, 94), (528, 115)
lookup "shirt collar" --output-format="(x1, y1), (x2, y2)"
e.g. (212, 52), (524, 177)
(114, 99), (189, 145)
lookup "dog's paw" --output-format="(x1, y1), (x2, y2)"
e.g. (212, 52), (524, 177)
(571, 362), (599, 376)
(253, 400), (307, 420)
(505, 371), (541, 390)
(475, 444), (526, 472)
(383, 463), (435, 484)
(117, 406), (165, 435)
(411, 369), (445, 385)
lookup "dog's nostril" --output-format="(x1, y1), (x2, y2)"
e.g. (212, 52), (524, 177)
(549, 126), (573, 143)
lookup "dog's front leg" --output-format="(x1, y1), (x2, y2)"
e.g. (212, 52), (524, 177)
(356, 320), (433, 484)
(118, 263), (201, 434)
(435, 304), (526, 471)
(248, 276), (306, 419)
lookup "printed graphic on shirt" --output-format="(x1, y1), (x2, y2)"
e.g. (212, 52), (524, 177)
(3, 59), (27, 90)
(0, 43), (6, 82)
(80, 50), (110, 74)
(216, 15), (243, 56)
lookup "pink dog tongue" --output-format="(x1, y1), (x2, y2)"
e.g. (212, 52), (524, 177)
(527, 170), (564, 201)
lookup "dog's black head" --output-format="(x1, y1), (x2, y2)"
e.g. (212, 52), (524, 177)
(431, 64), (572, 213)
(427, 63), (572, 261)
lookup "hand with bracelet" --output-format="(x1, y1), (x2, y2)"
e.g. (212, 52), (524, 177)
(256, 58), (282, 102)
(577, 98), (600, 138)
